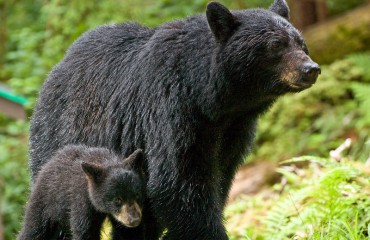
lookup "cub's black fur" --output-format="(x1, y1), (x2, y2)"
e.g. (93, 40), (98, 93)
(18, 146), (144, 240)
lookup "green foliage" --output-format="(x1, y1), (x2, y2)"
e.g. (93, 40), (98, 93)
(252, 53), (370, 163)
(227, 155), (370, 239)
(0, 119), (29, 239)
(264, 157), (370, 240)
(351, 83), (370, 126)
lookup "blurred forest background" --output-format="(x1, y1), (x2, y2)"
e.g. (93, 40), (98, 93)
(0, 0), (370, 239)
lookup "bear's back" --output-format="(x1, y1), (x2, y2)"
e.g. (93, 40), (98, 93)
(29, 17), (213, 178)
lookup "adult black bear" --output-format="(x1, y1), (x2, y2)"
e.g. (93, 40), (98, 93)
(29, 0), (320, 239)
(18, 146), (145, 240)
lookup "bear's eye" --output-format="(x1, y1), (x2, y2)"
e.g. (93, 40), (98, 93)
(270, 40), (283, 50)
(302, 44), (309, 55)
(114, 197), (123, 206)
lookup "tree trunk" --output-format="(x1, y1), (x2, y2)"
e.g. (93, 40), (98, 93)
(289, 0), (328, 30)
(315, 0), (328, 22)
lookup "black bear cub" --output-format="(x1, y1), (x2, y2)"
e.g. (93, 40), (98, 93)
(18, 145), (145, 240)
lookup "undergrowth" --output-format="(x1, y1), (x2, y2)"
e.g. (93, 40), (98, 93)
(226, 154), (370, 240)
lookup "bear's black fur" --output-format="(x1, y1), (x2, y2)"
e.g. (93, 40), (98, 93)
(18, 146), (145, 240)
(29, 0), (320, 239)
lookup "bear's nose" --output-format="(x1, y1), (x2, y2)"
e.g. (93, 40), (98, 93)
(302, 62), (321, 83)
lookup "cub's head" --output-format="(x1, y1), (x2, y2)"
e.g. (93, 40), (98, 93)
(206, 0), (320, 96)
(82, 149), (145, 228)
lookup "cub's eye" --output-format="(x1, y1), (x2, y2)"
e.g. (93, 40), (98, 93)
(114, 197), (123, 206)
(135, 193), (142, 200)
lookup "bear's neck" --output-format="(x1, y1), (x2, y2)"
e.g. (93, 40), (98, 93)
(195, 55), (278, 122)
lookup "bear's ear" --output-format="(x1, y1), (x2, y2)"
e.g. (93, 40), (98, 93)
(206, 2), (240, 44)
(124, 149), (144, 172)
(81, 162), (104, 182)
(269, 0), (290, 20)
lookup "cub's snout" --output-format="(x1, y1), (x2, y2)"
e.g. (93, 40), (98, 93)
(114, 201), (142, 228)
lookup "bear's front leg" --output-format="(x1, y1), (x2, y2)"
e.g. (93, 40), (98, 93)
(219, 117), (258, 208)
(147, 154), (228, 240)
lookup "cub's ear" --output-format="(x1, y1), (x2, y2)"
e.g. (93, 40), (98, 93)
(124, 149), (144, 172)
(206, 2), (239, 44)
(81, 162), (104, 182)
(269, 0), (290, 20)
